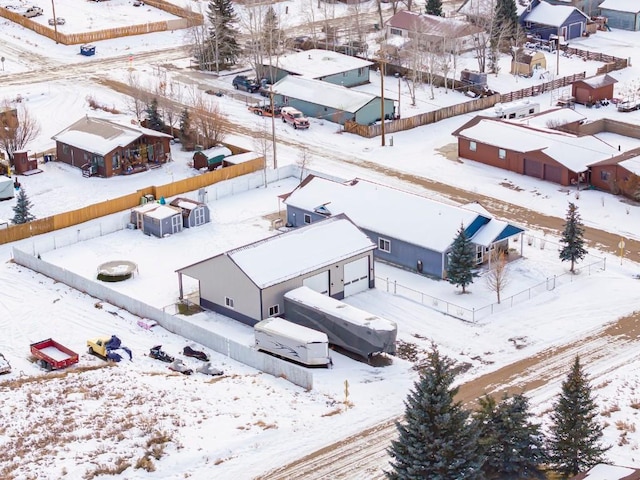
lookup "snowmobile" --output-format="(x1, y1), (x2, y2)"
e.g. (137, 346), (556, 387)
(196, 361), (224, 376)
(168, 359), (193, 375)
(183, 345), (210, 361)
(149, 345), (174, 363)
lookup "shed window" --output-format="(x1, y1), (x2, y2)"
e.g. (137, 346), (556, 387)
(390, 28), (402, 36)
(379, 238), (391, 253)
(469, 141), (477, 152)
(62, 144), (70, 155)
(498, 148), (506, 160)
(600, 170), (611, 181)
(269, 305), (280, 316)
(304, 214), (311, 224)
(225, 297), (235, 309)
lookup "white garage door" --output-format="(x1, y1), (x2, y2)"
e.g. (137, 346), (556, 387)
(343, 257), (369, 297)
(303, 271), (329, 295)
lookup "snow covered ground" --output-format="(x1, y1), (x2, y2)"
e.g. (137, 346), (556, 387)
(1, 2), (640, 478)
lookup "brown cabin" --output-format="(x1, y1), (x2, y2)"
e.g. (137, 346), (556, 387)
(52, 117), (172, 178)
(572, 74), (618, 105)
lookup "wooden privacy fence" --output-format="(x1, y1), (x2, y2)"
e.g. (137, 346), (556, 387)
(559, 45), (629, 70)
(0, 157), (264, 245)
(499, 72), (586, 103)
(0, 3), (202, 46)
(344, 94), (501, 138)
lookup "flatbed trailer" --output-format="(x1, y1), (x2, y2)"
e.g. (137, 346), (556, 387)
(30, 338), (79, 371)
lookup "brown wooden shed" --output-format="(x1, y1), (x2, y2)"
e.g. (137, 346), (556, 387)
(572, 74), (618, 105)
(12, 151), (38, 175)
(510, 49), (546, 77)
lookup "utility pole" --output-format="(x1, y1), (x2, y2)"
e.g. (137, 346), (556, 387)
(380, 59), (385, 147)
(51, 0), (59, 44)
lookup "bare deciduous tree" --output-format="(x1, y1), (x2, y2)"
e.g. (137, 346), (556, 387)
(296, 146), (312, 181)
(0, 102), (40, 166)
(252, 119), (272, 187)
(126, 71), (149, 123)
(486, 249), (509, 304)
(190, 95), (227, 148)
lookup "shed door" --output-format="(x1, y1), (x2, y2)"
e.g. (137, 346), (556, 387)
(194, 207), (205, 226)
(524, 158), (543, 178)
(544, 164), (562, 184)
(343, 257), (369, 297)
(303, 271), (329, 295)
(171, 215), (182, 234)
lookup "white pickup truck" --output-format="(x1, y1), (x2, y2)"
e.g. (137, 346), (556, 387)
(23, 6), (43, 18)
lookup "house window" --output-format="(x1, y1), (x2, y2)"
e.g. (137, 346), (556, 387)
(600, 170), (611, 181)
(225, 297), (235, 309)
(342, 72), (347, 77)
(269, 304), (280, 317)
(529, 108), (535, 114)
(476, 245), (483, 264)
(358, 67), (365, 76)
(379, 238), (391, 253)
(304, 214), (311, 224)
(62, 144), (70, 155)
(93, 155), (104, 167)
(469, 141), (477, 152)
(112, 151), (121, 170)
(390, 28), (402, 36)
(498, 148), (506, 160)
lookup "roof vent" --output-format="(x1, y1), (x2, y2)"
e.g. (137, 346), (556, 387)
(308, 54), (311, 60)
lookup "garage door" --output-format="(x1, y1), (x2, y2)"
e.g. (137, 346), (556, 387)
(303, 271), (329, 295)
(343, 257), (369, 297)
(544, 164), (562, 184)
(524, 158), (542, 178)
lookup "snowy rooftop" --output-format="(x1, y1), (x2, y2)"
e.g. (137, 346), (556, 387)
(272, 76), (378, 113)
(599, 0), (640, 13)
(579, 463), (640, 479)
(511, 107), (585, 128)
(170, 198), (203, 210)
(284, 177), (519, 252)
(285, 287), (397, 331)
(144, 205), (181, 220)
(458, 0), (532, 18)
(255, 317), (329, 344)
(457, 119), (620, 172)
(227, 216), (375, 289)
(523, 1), (587, 27)
(580, 74), (618, 89)
(131, 203), (162, 214)
(619, 156), (640, 175)
(52, 117), (171, 156)
(386, 11), (482, 38)
(268, 49), (373, 79)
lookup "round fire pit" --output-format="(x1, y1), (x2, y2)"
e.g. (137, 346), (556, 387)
(97, 260), (138, 282)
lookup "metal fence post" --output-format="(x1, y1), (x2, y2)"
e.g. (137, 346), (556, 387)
(394, 280), (397, 294)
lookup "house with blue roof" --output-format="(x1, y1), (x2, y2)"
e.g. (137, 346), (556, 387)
(282, 176), (525, 279)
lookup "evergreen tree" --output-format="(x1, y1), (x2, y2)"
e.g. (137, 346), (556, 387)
(425, 0), (443, 17)
(205, 0), (241, 71)
(559, 202), (587, 273)
(179, 107), (192, 147)
(262, 6), (281, 58)
(474, 393), (546, 479)
(447, 224), (478, 293)
(386, 345), (482, 480)
(12, 187), (35, 224)
(548, 355), (609, 477)
(145, 98), (165, 132)
(494, 0), (518, 40)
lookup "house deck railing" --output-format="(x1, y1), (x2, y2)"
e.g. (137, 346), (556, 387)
(375, 253), (606, 324)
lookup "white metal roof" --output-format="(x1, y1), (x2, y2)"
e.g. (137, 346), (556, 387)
(524, 1), (588, 27)
(268, 49), (373, 79)
(255, 317), (329, 343)
(228, 216), (375, 289)
(458, 119), (619, 172)
(284, 177), (517, 252)
(52, 117), (171, 156)
(599, 0), (640, 13)
(272, 76), (378, 113)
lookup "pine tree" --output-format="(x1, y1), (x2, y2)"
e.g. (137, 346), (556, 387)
(179, 107), (192, 147)
(145, 98), (165, 132)
(205, 0), (241, 71)
(559, 202), (587, 273)
(386, 345), (482, 480)
(494, 0), (518, 39)
(262, 6), (280, 58)
(447, 224), (478, 293)
(548, 355), (609, 477)
(425, 0), (443, 17)
(12, 187), (35, 224)
(474, 393), (546, 479)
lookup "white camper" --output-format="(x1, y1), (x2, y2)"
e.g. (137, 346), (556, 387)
(254, 317), (331, 367)
(494, 100), (540, 120)
(0, 176), (14, 201)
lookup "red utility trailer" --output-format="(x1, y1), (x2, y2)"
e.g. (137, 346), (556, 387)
(30, 339), (79, 371)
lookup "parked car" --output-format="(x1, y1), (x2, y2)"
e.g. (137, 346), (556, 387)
(247, 103), (281, 117)
(23, 6), (43, 18)
(48, 17), (66, 25)
(232, 75), (260, 93)
(280, 106), (310, 130)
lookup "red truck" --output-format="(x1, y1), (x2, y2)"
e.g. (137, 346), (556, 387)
(30, 339), (79, 371)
